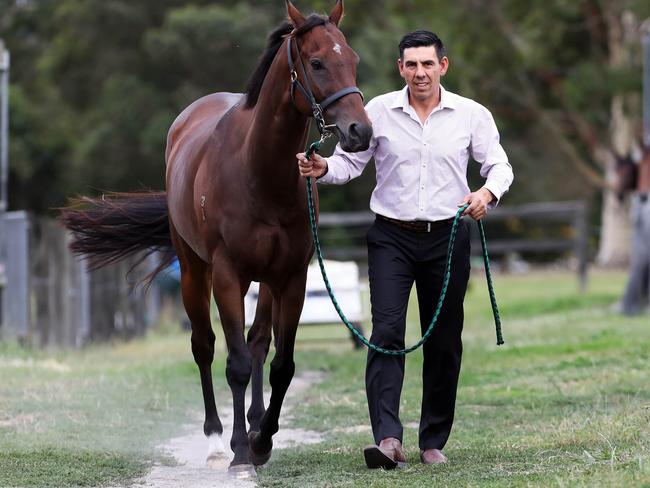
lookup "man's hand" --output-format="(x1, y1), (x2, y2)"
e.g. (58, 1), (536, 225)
(459, 187), (495, 221)
(297, 152), (328, 179)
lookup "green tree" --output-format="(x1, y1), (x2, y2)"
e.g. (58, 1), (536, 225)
(3, 0), (650, 267)
(445, 0), (649, 264)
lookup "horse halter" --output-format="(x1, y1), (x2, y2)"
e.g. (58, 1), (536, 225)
(287, 35), (364, 137)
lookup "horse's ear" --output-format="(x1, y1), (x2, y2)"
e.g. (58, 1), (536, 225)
(286, 1), (306, 28)
(329, 0), (344, 26)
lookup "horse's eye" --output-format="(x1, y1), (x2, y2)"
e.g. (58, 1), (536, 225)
(310, 59), (324, 70)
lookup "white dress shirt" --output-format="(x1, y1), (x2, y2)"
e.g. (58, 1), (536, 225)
(318, 85), (514, 221)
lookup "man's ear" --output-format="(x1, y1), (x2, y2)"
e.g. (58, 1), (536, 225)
(329, 0), (344, 26)
(286, 0), (306, 28)
(440, 56), (449, 76)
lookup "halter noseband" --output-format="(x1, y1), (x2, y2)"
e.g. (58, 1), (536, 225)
(287, 35), (364, 136)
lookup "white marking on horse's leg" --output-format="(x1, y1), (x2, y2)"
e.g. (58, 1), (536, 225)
(206, 433), (229, 469)
(333, 43), (342, 55)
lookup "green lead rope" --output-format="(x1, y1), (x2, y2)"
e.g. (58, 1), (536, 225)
(304, 139), (504, 355)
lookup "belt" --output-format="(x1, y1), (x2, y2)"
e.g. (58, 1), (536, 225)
(376, 214), (454, 233)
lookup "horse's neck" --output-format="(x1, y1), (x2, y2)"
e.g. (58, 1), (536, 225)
(245, 50), (310, 196)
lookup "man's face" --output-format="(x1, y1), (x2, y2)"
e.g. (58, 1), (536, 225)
(398, 46), (448, 102)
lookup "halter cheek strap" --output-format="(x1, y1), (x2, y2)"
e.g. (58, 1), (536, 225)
(287, 36), (364, 135)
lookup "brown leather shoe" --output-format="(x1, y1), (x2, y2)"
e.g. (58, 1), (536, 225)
(420, 448), (448, 465)
(363, 437), (407, 469)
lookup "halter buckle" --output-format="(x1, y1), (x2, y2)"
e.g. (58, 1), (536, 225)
(312, 103), (327, 134)
(290, 70), (298, 83)
(312, 103), (324, 122)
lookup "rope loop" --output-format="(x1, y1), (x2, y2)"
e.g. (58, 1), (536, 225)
(304, 142), (503, 354)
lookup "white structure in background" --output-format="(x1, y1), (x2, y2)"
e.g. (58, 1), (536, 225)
(244, 260), (366, 326)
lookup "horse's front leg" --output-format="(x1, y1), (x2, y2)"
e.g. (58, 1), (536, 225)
(249, 270), (306, 463)
(211, 260), (253, 471)
(246, 283), (273, 433)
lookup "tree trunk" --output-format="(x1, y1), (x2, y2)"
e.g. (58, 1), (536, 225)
(598, 168), (631, 266)
(596, 5), (639, 266)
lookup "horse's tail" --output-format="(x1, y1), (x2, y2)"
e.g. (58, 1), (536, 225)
(59, 191), (176, 282)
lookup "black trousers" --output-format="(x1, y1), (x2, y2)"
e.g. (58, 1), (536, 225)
(365, 217), (470, 451)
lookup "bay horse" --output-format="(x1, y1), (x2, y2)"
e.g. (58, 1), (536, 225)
(61, 0), (371, 473)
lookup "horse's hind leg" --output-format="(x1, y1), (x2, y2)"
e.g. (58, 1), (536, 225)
(249, 271), (306, 461)
(171, 227), (226, 465)
(246, 284), (273, 434)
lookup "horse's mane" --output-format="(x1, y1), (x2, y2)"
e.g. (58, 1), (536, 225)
(244, 14), (330, 109)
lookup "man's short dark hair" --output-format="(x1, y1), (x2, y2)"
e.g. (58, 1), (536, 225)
(398, 30), (445, 61)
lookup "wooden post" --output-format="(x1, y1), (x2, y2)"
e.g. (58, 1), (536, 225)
(573, 201), (589, 293)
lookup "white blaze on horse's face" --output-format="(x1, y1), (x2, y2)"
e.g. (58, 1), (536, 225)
(333, 43), (342, 55)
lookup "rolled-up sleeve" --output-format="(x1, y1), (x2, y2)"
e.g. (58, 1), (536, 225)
(470, 104), (514, 205)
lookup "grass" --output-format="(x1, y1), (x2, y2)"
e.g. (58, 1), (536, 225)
(0, 449), (144, 488)
(0, 333), (220, 487)
(259, 269), (650, 487)
(0, 269), (649, 487)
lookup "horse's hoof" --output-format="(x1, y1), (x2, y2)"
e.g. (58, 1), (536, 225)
(228, 463), (257, 479)
(206, 452), (229, 470)
(206, 434), (229, 469)
(248, 431), (273, 466)
(249, 447), (272, 467)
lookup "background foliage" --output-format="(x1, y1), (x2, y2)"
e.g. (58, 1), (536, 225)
(1, 0), (649, 214)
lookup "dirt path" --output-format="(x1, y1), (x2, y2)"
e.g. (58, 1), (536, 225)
(132, 371), (325, 488)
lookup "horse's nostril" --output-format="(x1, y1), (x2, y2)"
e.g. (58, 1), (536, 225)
(349, 123), (372, 142)
(342, 122), (372, 152)
(349, 123), (369, 143)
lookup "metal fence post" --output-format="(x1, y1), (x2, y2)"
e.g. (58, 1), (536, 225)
(3, 212), (30, 342)
(642, 20), (650, 149)
(0, 40), (11, 334)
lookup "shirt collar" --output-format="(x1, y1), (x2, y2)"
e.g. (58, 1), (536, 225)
(391, 84), (456, 112)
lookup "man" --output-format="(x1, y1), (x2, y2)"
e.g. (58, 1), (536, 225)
(620, 147), (650, 315)
(297, 31), (513, 469)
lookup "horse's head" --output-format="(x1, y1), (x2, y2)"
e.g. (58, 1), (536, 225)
(286, 0), (372, 152)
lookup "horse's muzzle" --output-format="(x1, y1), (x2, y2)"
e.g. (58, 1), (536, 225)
(338, 122), (372, 153)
